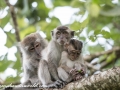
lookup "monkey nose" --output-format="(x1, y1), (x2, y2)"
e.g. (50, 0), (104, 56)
(36, 52), (41, 57)
(37, 53), (41, 56)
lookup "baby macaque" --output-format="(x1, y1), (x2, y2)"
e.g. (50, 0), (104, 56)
(58, 39), (87, 83)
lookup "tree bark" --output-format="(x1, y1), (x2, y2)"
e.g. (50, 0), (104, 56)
(63, 66), (120, 90)
(3, 67), (120, 90)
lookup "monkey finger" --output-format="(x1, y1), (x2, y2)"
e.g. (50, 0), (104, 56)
(75, 75), (82, 81)
(71, 71), (79, 76)
(69, 68), (77, 74)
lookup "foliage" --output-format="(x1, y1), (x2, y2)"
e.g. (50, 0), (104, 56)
(0, 0), (120, 84)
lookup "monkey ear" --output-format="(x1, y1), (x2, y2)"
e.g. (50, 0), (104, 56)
(71, 31), (75, 37)
(51, 31), (54, 36)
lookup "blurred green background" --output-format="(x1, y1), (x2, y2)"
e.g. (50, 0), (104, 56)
(0, 0), (120, 85)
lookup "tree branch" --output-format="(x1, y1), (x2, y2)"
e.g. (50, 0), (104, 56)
(5, 0), (22, 59)
(84, 46), (120, 62)
(5, 0), (21, 42)
(63, 66), (120, 90)
(3, 67), (120, 90)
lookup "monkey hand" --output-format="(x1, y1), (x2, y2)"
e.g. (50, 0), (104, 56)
(75, 74), (83, 81)
(77, 68), (85, 75)
(69, 68), (79, 76)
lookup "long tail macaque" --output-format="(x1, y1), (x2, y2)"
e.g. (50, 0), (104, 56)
(58, 39), (87, 83)
(38, 26), (74, 88)
(19, 32), (48, 86)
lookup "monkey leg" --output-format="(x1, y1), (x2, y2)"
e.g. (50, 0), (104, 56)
(58, 67), (69, 81)
(58, 67), (72, 83)
(47, 61), (65, 88)
(48, 61), (60, 81)
(29, 75), (41, 87)
(38, 60), (63, 88)
(38, 60), (53, 87)
(22, 80), (32, 85)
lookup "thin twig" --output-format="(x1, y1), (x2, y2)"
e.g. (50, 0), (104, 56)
(5, 0), (22, 59)
(5, 0), (21, 42)
(84, 46), (120, 62)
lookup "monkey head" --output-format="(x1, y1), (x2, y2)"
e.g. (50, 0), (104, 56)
(51, 26), (74, 45)
(19, 32), (46, 60)
(64, 39), (83, 61)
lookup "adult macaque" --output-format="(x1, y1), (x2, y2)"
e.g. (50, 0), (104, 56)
(38, 26), (74, 88)
(19, 32), (47, 85)
(58, 39), (87, 83)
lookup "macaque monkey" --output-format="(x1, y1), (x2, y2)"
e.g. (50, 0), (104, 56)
(19, 32), (48, 85)
(58, 39), (87, 83)
(38, 26), (74, 88)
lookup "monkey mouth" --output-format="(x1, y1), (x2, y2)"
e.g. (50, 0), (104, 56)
(60, 40), (65, 45)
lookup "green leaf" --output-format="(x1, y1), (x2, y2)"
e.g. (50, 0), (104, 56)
(52, 0), (71, 7)
(106, 52), (116, 63)
(99, 54), (107, 63)
(4, 75), (20, 84)
(0, 15), (10, 28)
(20, 25), (36, 40)
(70, 18), (88, 30)
(39, 17), (61, 40)
(88, 45), (104, 54)
(94, 29), (101, 35)
(17, 17), (28, 29)
(100, 6), (120, 16)
(87, 3), (100, 17)
(101, 30), (111, 39)
(5, 32), (16, 48)
(70, 21), (81, 30)
(80, 18), (89, 28)
(89, 35), (97, 42)
(0, 60), (13, 72)
(115, 58), (120, 66)
(111, 33), (120, 41)
(71, 0), (85, 8)
(13, 52), (21, 70)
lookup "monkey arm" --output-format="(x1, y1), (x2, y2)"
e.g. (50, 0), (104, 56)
(74, 63), (87, 76)
(48, 60), (60, 80)
(22, 68), (32, 85)
(60, 64), (72, 73)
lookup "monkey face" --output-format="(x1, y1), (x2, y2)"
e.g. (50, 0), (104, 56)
(65, 39), (83, 61)
(27, 41), (42, 59)
(51, 26), (74, 45)
(68, 50), (81, 61)
(20, 33), (44, 60)
(56, 30), (69, 45)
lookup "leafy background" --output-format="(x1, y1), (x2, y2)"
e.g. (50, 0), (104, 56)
(0, 0), (120, 84)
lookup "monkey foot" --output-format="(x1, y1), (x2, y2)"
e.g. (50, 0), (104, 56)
(42, 80), (65, 89)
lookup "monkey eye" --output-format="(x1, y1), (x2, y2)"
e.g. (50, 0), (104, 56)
(29, 47), (34, 51)
(63, 31), (68, 35)
(57, 32), (61, 35)
(35, 43), (40, 48)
